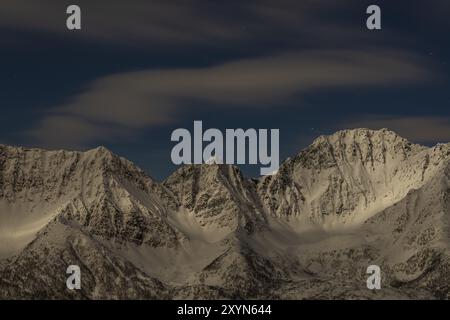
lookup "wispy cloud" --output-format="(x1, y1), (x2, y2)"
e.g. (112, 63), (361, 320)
(0, 0), (304, 47)
(27, 49), (437, 148)
(0, 0), (401, 48)
(25, 115), (125, 150)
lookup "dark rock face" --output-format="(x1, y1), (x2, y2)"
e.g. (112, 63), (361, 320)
(0, 129), (449, 299)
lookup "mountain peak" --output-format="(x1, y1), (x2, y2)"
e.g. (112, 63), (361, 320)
(311, 128), (413, 148)
(205, 155), (223, 165)
(2, 129), (450, 299)
(300, 127), (426, 168)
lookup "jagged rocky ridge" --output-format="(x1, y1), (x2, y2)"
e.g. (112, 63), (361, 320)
(0, 128), (449, 299)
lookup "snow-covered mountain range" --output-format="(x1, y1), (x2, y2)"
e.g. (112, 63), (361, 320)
(0, 128), (449, 299)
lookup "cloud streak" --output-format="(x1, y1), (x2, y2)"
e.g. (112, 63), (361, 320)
(0, 0), (314, 47)
(0, 0), (411, 49)
(27, 49), (437, 148)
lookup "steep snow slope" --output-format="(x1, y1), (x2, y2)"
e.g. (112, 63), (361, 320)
(0, 145), (182, 259)
(0, 216), (169, 299)
(163, 164), (265, 241)
(257, 129), (440, 228)
(0, 128), (449, 299)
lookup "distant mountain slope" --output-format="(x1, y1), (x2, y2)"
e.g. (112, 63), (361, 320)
(0, 129), (449, 299)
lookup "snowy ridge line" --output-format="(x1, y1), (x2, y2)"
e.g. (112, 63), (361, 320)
(0, 128), (449, 299)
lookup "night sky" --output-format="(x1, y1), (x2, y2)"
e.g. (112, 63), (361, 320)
(1, 0), (449, 180)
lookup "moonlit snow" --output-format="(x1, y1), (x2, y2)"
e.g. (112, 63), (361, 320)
(0, 128), (449, 299)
